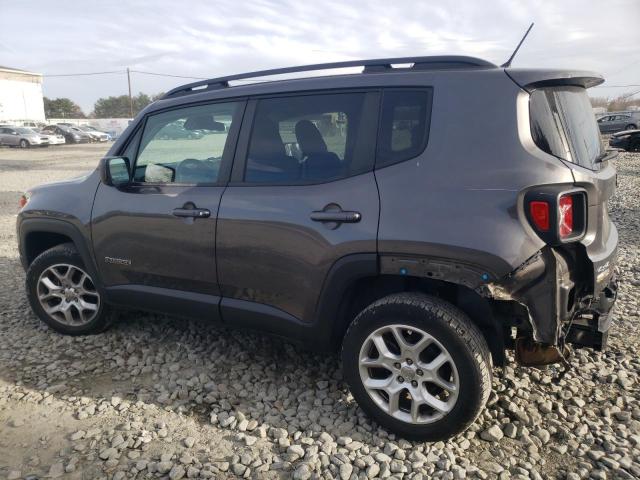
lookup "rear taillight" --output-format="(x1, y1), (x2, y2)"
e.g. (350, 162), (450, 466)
(525, 189), (586, 244)
(18, 192), (30, 209)
(558, 195), (573, 238)
(529, 201), (550, 231)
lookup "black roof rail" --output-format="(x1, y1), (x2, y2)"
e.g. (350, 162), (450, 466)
(162, 55), (495, 99)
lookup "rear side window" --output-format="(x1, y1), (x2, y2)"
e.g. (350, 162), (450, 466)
(245, 92), (377, 184)
(530, 86), (604, 169)
(376, 89), (432, 168)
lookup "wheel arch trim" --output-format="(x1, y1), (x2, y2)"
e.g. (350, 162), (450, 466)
(19, 218), (102, 289)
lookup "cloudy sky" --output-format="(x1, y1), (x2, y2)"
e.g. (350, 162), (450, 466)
(1, 0), (639, 113)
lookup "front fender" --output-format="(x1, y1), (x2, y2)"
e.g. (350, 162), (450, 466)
(18, 217), (102, 290)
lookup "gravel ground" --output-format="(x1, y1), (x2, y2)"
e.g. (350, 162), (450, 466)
(0, 143), (639, 480)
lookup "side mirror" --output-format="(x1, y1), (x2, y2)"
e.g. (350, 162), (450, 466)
(100, 156), (131, 187)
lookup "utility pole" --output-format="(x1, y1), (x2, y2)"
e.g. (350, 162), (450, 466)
(127, 67), (133, 118)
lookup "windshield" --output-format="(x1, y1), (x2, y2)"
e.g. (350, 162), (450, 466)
(530, 86), (604, 169)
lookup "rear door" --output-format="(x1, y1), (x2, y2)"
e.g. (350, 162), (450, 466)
(216, 91), (380, 327)
(92, 100), (244, 316)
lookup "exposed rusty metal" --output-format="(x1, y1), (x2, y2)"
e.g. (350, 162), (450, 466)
(514, 337), (571, 367)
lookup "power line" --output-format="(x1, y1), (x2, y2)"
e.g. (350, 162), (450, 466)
(42, 69), (207, 80)
(130, 70), (206, 80)
(36, 69), (640, 98)
(594, 84), (640, 88)
(606, 59), (640, 78)
(43, 70), (126, 77)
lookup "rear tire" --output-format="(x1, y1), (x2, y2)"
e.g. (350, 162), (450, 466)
(26, 243), (112, 335)
(342, 292), (492, 441)
(624, 124), (637, 131)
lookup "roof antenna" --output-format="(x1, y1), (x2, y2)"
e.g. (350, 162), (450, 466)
(501, 22), (534, 68)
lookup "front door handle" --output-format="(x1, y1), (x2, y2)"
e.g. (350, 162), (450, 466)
(173, 207), (211, 218)
(310, 211), (361, 223)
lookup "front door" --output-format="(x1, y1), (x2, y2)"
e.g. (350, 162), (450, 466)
(92, 100), (244, 316)
(216, 92), (380, 328)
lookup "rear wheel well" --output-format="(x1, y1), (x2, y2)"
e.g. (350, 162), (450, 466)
(24, 231), (74, 265)
(331, 274), (507, 366)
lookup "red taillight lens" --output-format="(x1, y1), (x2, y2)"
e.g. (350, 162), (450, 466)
(529, 201), (550, 231)
(18, 194), (28, 209)
(558, 195), (574, 237)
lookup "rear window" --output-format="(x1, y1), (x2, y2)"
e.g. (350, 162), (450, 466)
(530, 86), (604, 169)
(376, 89), (432, 168)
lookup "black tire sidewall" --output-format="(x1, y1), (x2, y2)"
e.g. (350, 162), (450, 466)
(26, 247), (108, 335)
(342, 297), (489, 441)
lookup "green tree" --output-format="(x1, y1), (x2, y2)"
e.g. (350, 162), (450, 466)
(92, 93), (162, 118)
(44, 97), (85, 118)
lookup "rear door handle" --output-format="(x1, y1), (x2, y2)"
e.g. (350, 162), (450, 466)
(173, 207), (211, 218)
(310, 211), (361, 223)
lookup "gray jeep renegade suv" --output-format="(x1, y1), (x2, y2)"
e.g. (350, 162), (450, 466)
(17, 56), (618, 440)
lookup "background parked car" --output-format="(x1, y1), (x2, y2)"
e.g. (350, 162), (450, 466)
(42, 125), (91, 144)
(0, 126), (49, 148)
(597, 113), (638, 133)
(21, 121), (47, 130)
(36, 128), (66, 145)
(609, 129), (640, 152)
(156, 121), (204, 140)
(78, 125), (111, 142)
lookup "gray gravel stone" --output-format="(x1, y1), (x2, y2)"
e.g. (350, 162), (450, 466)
(480, 425), (504, 442)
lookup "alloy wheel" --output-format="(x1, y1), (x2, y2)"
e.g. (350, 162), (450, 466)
(37, 264), (100, 326)
(358, 324), (460, 425)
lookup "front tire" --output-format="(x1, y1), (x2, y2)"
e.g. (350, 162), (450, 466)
(19, 139), (29, 148)
(624, 124), (637, 131)
(342, 293), (492, 441)
(26, 243), (112, 335)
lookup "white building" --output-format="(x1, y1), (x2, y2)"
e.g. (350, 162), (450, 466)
(0, 66), (45, 122)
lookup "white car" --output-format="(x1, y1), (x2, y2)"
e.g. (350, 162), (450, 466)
(78, 125), (111, 142)
(36, 129), (66, 145)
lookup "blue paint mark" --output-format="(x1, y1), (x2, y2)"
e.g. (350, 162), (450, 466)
(481, 273), (489, 281)
(400, 268), (408, 275)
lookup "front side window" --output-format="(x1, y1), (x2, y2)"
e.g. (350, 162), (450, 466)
(376, 89), (432, 168)
(530, 86), (604, 169)
(133, 102), (239, 184)
(245, 93), (373, 183)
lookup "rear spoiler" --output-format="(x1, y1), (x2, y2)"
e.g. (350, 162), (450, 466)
(505, 68), (604, 92)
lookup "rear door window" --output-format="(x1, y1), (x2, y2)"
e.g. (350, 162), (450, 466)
(376, 89), (432, 168)
(244, 92), (377, 183)
(530, 86), (604, 169)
